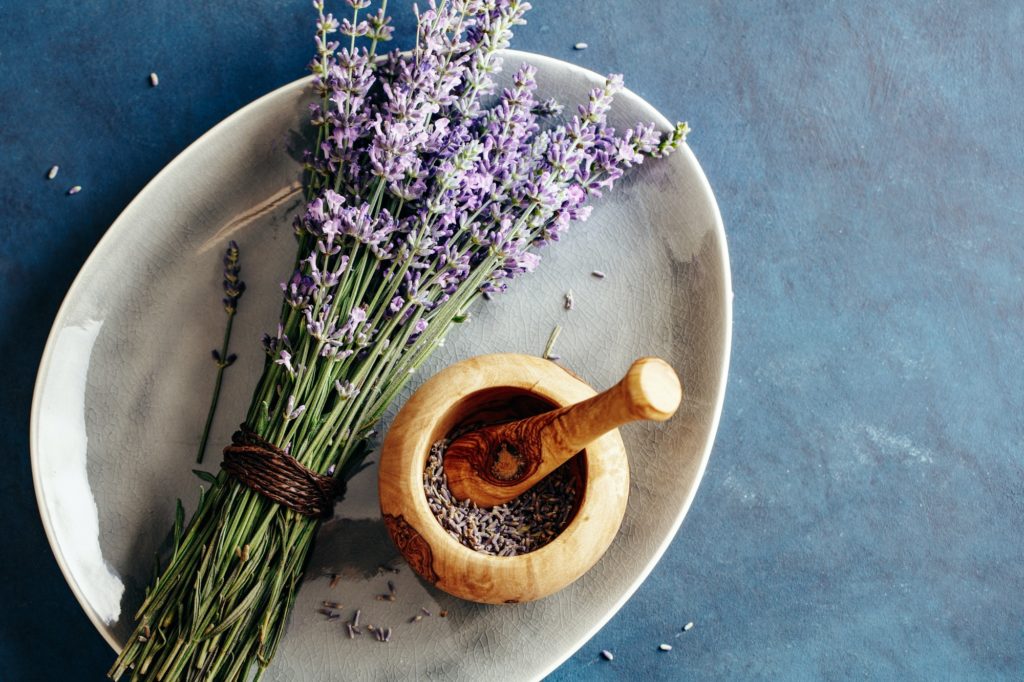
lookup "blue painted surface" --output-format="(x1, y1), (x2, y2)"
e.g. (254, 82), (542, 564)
(2, 1), (1022, 679)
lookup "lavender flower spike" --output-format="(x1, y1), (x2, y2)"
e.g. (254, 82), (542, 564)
(223, 240), (246, 313)
(196, 241), (246, 464)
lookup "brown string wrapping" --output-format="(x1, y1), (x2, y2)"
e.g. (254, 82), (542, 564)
(221, 428), (344, 518)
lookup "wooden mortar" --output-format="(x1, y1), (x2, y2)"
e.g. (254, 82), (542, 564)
(378, 353), (630, 604)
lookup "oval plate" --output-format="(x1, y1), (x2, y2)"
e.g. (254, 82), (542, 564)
(31, 50), (731, 680)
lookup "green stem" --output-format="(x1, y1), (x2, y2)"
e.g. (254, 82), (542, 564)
(196, 312), (236, 464)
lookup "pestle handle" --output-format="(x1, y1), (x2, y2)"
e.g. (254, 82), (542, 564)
(543, 357), (682, 458)
(444, 358), (682, 507)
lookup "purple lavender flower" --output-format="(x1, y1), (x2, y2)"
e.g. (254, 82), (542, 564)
(283, 395), (306, 421)
(275, 349), (296, 377)
(117, 2), (693, 679)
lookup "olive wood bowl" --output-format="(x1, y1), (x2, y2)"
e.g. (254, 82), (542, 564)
(378, 353), (629, 604)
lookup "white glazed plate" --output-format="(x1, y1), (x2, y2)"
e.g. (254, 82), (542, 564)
(31, 50), (731, 680)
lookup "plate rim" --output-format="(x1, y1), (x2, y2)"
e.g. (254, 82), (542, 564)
(30, 48), (733, 677)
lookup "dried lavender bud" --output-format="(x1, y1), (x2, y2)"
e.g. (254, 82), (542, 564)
(149, 72), (159, 87)
(591, 270), (606, 279)
(564, 290), (574, 310)
(574, 42), (588, 50)
(659, 644), (672, 651)
(424, 440), (579, 556)
(67, 185), (81, 195)
(47, 165), (59, 180)
(600, 650), (614, 661)
(683, 621), (694, 631)
(322, 601), (343, 610)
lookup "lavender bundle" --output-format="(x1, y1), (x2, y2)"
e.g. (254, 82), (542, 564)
(110, 1), (687, 679)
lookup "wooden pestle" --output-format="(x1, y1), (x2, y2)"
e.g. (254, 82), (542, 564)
(444, 357), (682, 507)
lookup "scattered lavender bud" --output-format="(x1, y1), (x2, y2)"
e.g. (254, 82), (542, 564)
(67, 185), (82, 195)
(387, 580), (396, 595)
(591, 270), (606, 279)
(659, 644), (672, 651)
(149, 72), (159, 87)
(353, 610), (361, 627)
(317, 608), (335, 617)
(600, 650), (614, 661)
(683, 621), (694, 631)
(546, 354), (561, 361)
(384, 627), (392, 642)
(409, 614), (422, 623)
(564, 290), (574, 310)
(346, 623), (356, 639)
(322, 601), (343, 610)
(47, 165), (59, 180)
(420, 607), (431, 617)
(574, 42), (588, 50)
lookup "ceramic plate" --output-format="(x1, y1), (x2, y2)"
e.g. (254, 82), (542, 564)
(31, 50), (731, 680)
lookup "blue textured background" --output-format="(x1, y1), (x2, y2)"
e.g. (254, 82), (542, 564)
(2, 1), (1022, 679)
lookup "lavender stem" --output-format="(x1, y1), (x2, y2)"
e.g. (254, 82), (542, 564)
(196, 312), (234, 464)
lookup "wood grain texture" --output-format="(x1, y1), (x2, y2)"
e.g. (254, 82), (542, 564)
(378, 353), (630, 604)
(445, 358), (681, 506)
